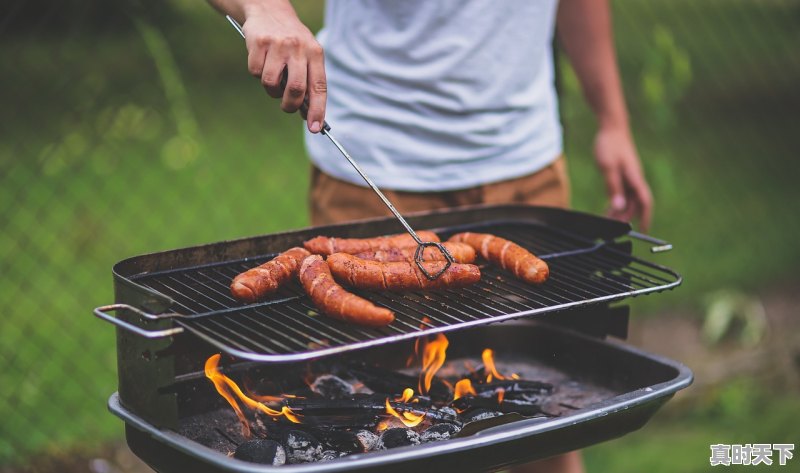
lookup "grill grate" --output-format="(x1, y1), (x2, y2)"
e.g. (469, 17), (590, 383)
(130, 221), (680, 361)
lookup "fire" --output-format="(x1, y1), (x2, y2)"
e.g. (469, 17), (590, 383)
(453, 378), (476, 401)
(497, 388), (505, 404)
(481, 348), (510, 382)
(384, 398), (426, 428)
(204, 354), (301, 437)
(205, 354), (251, 437)
(395, 387), (415, 403)
(418, 333), (449, 394)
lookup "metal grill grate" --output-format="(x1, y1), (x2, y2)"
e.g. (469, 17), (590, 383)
(129, 221), (680, 361)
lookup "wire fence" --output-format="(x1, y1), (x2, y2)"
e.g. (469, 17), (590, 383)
(1, 0), (798, 470)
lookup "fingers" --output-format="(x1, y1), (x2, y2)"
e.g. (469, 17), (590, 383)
(623, 166), (653, 232)
(600, 161), (626, 220)
(281, 56), (307, 113)
(305, 45), (327, 133)
(242, 23), (327, 133)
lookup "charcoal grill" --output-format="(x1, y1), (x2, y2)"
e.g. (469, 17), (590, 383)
(95, 204), (692, 472)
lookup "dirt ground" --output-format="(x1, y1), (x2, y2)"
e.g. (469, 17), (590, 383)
(7, 283), (799, 473)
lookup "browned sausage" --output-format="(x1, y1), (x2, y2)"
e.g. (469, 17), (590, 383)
(354, 242), (477, 264)
(303, 231), (441, 256)
(326, 253), (481, 291)
(230, 247), (311, 303)
(299, 255), (395, 327)
(448, 232), (549, 284)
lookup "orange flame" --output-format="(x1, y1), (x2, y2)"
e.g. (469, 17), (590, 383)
(204, 354), (302, 433)
(418, 333), (449, 394)
(453, 378), (476, 401)
(395, 387), (415, 403)
(406, 317), (432, 367)
(497, 388), (505, 404)
(384, 398), (426, 428)
(205, 354), (251, 437)
(482, 348), (508, 383)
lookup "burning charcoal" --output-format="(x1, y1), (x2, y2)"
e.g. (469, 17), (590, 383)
(377, 428), (421, 450)
(311, 374), (356, 399)
(473, 380), (553, 398)
(420, 423), (461, 442)
(347, 364), (451, 401)
(460, 408), (502, 424)
(320, 450), (346, 461)
(436, 406), (458, 418)
(285, 396), (459, 425)
(356, 430), (380, 452)
(452, 396), (545, 417)
(234, 439), (286, 466)
(310, 428), (363, 454)
(283, 430), (324, 464)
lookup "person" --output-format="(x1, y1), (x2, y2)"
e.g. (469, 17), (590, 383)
(209, 1), (653, 471)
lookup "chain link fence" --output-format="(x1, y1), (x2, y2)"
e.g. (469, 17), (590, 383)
(1, 0), (798, 470)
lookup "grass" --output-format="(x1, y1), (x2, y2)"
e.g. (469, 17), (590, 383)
(1, 0), (798, 467)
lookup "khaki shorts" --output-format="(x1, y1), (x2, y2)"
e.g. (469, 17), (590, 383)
(309, 155), (570, 226)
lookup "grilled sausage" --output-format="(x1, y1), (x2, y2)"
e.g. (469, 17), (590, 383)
(299, 255), (395, 327)
(231, 247), (311, 303)
(354, 242), (477, 264)
(448, 232), (549, 284)
(303, 231), (441, 256)
(326, 253), (481, 291)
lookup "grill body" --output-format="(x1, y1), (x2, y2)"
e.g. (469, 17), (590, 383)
(100, 205), (691, 470)
(109, 322), (692, 473)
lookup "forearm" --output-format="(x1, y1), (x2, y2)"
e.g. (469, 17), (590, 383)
(557, 0), (629, 131)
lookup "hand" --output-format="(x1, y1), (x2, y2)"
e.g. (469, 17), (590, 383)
(593, 126), (653, 232)
(242, 3), (327, 133)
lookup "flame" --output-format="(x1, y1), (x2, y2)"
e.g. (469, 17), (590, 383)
(395, 387), (415, 403)
(482, 348), (508, 382)
(384, 398), (426, 428)
(453, 378), (476, 401)
(205, 354), (251, 437)
(497, 388), (505, 404)
(406, 317), (432, 367)
(418, 333), (449, 394)
(376, 420), (390, 432)
(204, 354), (302, 434)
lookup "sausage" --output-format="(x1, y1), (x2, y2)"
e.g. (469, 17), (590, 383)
(354, 242), (477, 264)
(299, 255), (395, 327)
(326, 253), (481, 291)
(448, 232), (549, 284)
(230, 247), (311, 303)
(303, 231), (441, 256)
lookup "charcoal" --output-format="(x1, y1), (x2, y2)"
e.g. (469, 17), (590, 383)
(283, 430), (324, 464)
(377, 428), (421, 450)
(310, 428), (363, 453)
(320, 450), (346, 461)
(460, 408), (502, 424)
(234, 439), (286, 466)
(311, 374), (355, 399)
(420, 423), (461, 442)
(452, 396), (545, 416)
(356, 430), (380, 451)
(474, 380), (553, 397)
(285, 396), (458, 424)
(347, 364), (451, 400)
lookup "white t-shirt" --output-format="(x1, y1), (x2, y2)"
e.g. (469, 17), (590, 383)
(304, 0), (562, 192)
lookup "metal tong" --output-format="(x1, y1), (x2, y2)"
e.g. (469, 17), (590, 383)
(226, 16), (454, 279)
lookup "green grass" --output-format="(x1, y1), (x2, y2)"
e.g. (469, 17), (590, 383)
(1, 0), (799, 466)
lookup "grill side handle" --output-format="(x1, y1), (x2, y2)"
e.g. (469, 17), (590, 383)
(94, 304), (185, 338)
(628, 231), (673, 253)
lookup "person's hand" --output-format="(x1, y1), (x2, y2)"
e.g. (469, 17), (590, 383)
(242, 2), (327, 133)
(593, 125), (653, 232)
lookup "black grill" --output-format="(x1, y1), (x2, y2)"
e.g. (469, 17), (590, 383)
(126, 220), (680, 362)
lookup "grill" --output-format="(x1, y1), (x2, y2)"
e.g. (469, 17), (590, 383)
(95, 205), (692, 472)
(96, 209), (679, 362)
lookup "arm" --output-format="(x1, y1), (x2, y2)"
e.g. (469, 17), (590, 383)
(207, 0), (327, 133)
(557, 0), (653, 231)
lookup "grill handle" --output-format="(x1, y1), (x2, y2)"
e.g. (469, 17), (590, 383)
(628, 231), (673, 253)
(94, 304), (185, 339)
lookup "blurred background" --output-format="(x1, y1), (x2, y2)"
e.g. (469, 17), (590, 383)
(1, 0), (799, 471)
